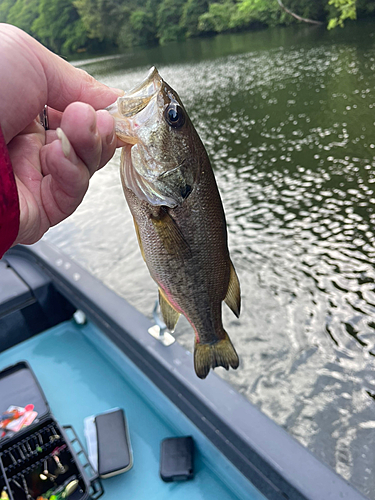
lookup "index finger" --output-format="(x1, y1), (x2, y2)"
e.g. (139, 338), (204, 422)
(42, 56), (123, 112)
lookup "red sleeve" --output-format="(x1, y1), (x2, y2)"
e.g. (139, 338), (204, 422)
(0, 126), (20, 258)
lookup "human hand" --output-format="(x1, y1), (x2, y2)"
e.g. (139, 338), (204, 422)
(0, 23), (123, 245)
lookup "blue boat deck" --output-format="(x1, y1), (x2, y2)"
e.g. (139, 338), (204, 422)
(0, 319), (265, 500)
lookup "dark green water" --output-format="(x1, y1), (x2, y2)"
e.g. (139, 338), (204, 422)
(47, 21), (375, 498)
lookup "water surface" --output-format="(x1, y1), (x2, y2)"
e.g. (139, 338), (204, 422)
(46, 21), (375, 498)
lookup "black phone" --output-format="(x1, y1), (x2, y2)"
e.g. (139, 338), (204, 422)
(94, 408), (133, 478)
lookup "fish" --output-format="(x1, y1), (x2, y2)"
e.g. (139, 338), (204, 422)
(107, 67), (241, 379)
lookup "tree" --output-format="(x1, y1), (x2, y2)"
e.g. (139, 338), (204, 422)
(180, 0), (208, 37)
(198, 1), (238, 34)
(73, 0), (129, 43)
(129, 9), (158, 45)
(1, 0), (371, 55)
(32, 0), (87, 54)
(276, 0), (325, 25)
(233, 0), (281, 28)
(157, 0), (185, 44)
(0, 0), (17, 23)
(7, 0), (39, 33)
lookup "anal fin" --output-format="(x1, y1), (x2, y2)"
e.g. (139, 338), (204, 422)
(159, 288), (180, 332)
(224, 260), (241, 318)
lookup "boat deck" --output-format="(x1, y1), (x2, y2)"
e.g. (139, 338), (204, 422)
(0, 319), (265, 500)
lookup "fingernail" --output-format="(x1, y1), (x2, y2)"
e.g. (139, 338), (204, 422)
(113, 88), (125, 96)
(56, 128), (71, 158)
(106, 130), (115, 146)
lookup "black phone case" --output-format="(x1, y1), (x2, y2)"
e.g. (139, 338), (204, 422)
(95, 409), (132, 478)
(160, 436), (194, 482)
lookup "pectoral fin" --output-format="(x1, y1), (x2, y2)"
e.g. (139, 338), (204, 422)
(224, 261), (241, 318)
(150, 208), (192, 258)
(159, 288), (180, 332)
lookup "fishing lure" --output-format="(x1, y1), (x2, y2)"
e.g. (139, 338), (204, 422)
(0, 405), (34, 428)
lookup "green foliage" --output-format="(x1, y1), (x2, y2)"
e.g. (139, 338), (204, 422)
(231, 0), (326, 29)
(198, 1), (237, 34)
(61, 18), (88, 52)
(357, 0), (375, 14)
(73, 0), (128, 43)
(0, 0), (17, 23)
(129, 9), (157, 45)
(6, 0), (39, 32)
(234, 0), (281, 28)
(32, 0), (87, 54)
(180, 0), (208, 37)
(327, 0), (356, 28)
(285, 0), (326, 21)
(1, 0), (373, 55)
(157, 0), (185, 44)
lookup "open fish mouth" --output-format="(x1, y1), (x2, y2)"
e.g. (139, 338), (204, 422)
(125, 67), (162, 101)
(106, 67), (162, 120)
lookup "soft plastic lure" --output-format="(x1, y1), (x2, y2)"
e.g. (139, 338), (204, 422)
(0, 404), (34, 428)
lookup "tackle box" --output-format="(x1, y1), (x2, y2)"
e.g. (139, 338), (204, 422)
(0, 361), (103, 500)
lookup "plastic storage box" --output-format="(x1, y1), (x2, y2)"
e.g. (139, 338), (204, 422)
(0, 361), (103, 500)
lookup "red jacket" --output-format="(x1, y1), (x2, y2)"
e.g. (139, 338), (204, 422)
(0, 127), (20, 258)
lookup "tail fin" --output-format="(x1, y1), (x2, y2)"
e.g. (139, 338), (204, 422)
(194, 332), (239, 379)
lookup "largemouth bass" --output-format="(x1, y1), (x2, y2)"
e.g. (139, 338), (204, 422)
(107, 67), (241, 379)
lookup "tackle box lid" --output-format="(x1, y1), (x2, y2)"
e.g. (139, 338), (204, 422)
(0, 361), (49, 442)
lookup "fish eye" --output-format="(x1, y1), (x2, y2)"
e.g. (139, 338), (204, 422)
(165, 104), (185, 128)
